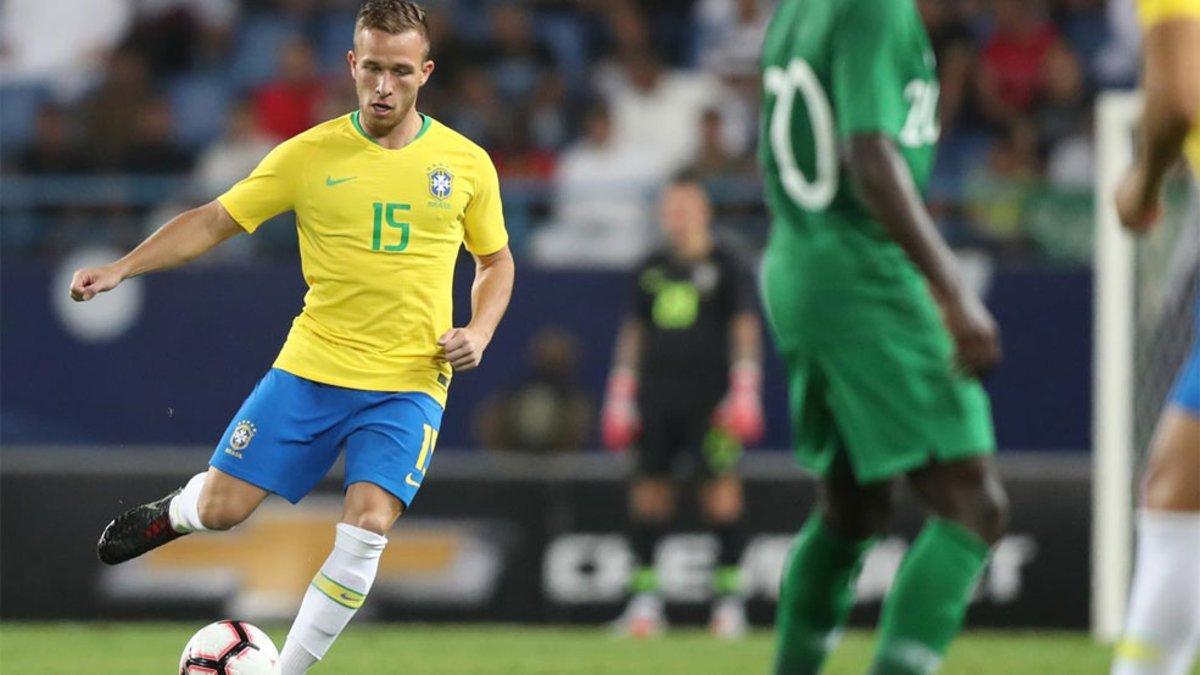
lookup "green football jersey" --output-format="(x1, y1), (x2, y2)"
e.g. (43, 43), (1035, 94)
(757, 0), (996, 482)
(759, 0), (939, 241)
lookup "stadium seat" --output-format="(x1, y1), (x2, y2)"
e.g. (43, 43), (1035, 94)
(168, 75), (232, 151)
(929, 129), (992, 204)
(0, 82), (48, 158)
(534, 15), (588, 90)
(228, 14), (304, 90)
(316, 11), (358, 74)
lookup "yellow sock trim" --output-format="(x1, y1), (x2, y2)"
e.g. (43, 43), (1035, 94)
(310, 572), (366, 610)
(1115, 638), (1160, 663)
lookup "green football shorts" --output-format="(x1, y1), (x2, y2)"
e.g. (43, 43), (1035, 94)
(760, 230), (995, 484)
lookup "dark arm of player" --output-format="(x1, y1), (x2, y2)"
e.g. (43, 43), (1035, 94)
(729, 312), (762, 370)
(1116, 20), (1200, 229)
(843, 133), (1000, 376)
(610, 316), (645, 376)
(69, 200), (243, 301)
(844, 133), (961, 301)
(440, 245), (515, 371)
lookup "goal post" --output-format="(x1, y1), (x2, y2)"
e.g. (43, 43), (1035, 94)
(1091, 90), (1142, 643)
(1092, 90), (1199, 642)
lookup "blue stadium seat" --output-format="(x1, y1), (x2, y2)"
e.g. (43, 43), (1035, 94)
(930, 129), (992, 204)
(228, 14), (304, 90)
(316, 11), (358, 74)
(0, 82), (48, 158)
(169, 74), (232, 150)
(447, 0), (491, 43)
(534, 14), (587, 88)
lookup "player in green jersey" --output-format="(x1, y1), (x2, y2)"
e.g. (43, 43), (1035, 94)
(758, 0), (1008, 673)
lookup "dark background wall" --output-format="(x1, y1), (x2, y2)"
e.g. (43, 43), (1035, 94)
(2, 259), (1092, 451)
(0, 452), (1091, 628)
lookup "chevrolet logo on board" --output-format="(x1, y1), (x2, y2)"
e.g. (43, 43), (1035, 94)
(98, 498), (510, 620)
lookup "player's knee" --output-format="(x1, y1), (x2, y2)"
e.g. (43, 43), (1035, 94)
(1141, 456), (1198, 511)
(821, 481), (894, 540)
(701, 496), (742, 525)
(700, 481), (743, 524)
(196, 495), (250, 531)
(1141, 415), (1200, 511)
(823, 494), (893, 540)
(344, 508), (401, 535)
(950, 482), (1008, 546)
(342, 482), (404, 534)
(976, 487), (1009, 545)
(1142, 465), (1176, 511)
(631, 499), (674, 523)
(630, 481), (675, 522)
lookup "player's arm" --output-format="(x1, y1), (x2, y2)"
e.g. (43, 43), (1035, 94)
(69, 200), (243, 302)
(829, 0), (998, 377)
(610, 315), (645, 375)
(844, 135), (1001, 377)
(601, 316), (644, 451)
(1115, 18), (1200, 229)
(439, 245), (514, 371)
(730, 313), (762, 368)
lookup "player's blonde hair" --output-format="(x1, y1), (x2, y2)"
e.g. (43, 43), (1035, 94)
(355, 0), (431, 55)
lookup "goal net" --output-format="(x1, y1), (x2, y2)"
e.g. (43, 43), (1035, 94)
(1092, 91), (1199, 641)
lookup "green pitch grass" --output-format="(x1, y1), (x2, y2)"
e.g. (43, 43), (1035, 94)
(0, 623), (1116, 674)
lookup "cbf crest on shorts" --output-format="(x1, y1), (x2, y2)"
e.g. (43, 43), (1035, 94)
(225, 420), (257, 459)
(427, 164), (453, 201)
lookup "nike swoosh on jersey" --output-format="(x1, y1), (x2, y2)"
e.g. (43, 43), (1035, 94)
(405, 473), (422, 487)
(325, 175), (357, 186)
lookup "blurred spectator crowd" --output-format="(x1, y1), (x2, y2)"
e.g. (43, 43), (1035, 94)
(0, 0), (1147, 266)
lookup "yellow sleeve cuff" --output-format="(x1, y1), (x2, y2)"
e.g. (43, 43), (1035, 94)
(216, 193), (262, 234)
(1138, 0), (1200, 27)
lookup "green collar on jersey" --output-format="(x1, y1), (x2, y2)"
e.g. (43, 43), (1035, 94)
(351, 109), (430, 147)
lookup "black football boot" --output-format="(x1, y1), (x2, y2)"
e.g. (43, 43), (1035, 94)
(97, 487), (188, 565)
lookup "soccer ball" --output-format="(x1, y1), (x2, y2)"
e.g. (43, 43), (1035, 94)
(179, 620), (280, 674)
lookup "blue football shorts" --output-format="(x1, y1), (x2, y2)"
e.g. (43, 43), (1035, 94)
(209, 368), (444, 506)
(1169, 338), (1200, 416)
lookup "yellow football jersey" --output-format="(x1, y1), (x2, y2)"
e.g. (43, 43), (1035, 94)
(218, 111), (508, 405)
(1137, 0), (1200, 172)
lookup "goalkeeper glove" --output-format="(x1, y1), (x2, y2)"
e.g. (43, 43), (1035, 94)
(601, 367), (640, 451)
(713, 361), (763, 444)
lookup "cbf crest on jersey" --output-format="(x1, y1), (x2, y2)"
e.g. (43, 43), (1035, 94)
(427, 164), (453, 201)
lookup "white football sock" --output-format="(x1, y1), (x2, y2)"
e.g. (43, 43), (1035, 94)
(1112, 510), (1200, 675)
(278, 523), (387, 674)
(167, 472), (209, 533)
(277, 642), (318, 675)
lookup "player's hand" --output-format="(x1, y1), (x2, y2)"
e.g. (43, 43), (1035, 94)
(438, 326), (489, 371)
(600, 368), (640, 451)
(69, 265), (122, 302)
(939, 289), (1001, 379)
(1114, 165), (1161, 233)
(713, 363), (764, 444)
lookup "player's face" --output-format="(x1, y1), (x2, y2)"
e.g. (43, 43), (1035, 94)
(660, 184), (712, 252)
(348, 28), (434, 133)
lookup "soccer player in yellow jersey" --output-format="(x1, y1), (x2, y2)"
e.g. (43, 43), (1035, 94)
(1112, 1), (1200, 673)
(70, 2), (514, 672)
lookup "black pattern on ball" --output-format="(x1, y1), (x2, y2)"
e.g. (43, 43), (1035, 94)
(181, 620), (260, 675)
